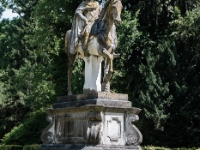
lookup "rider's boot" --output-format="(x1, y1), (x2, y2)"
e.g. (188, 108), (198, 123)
(113, 52), (120, 58)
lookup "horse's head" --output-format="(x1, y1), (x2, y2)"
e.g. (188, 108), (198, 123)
(109, 0), (123, 25)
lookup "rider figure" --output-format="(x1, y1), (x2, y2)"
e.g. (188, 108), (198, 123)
(69, 0), (100, 55)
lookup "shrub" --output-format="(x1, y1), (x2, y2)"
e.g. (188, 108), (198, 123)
(0, 145), (23, 150)
(143, 146), (170, 150)
(23, 144), (40, 150)
(143, 146), (198, 150)
(1, 109), (48, 145)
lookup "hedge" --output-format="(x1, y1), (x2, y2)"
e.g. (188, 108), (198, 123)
(1, 110), (48, 145)
(0, 145), (23, 150)
(0, 145), (39, 150)
(143, 146), (199, 150)
(22, 144), (40, 150)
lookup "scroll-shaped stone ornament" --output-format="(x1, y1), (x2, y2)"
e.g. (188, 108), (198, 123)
(125, 114), (143, 146)
(41, 115), (55, 144)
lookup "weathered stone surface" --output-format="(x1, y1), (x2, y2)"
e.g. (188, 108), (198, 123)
(46, 106), (141, 115)
(53, 99), (132, 109)
(66, 0), (123, 95)
(54, 92), (130, 109)
(57, 92), (128, 102)
(39, 0), (143, 149)
(40, 105), (142, 149)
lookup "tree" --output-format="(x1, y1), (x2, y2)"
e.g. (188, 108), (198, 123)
(32, 0), (87, 96)
(163, 7), (200, 147)
(0, 0), (85, 140)
(0, 0), (55, 139)
(1, 109), (48, 145)
(0, 18), (30, 139)
(112, 0), (200, 147)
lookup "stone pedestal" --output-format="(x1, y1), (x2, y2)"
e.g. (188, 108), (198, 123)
(39, 92), (143, 150)
(83, 56), (103, 92)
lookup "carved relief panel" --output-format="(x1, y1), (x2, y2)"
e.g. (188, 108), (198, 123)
(55, 112), (87, 144)
(52, 111), (103, 144)
(103, 112), (125, 145)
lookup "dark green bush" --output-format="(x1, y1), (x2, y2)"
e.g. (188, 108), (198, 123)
(143, 146), (170, 150)
(171, 148), (197, 150)
(143, 146), (198, 150)
(0, 145), (23, 150)
(23, 144), (40, 150)
(1, 109), (48, 145)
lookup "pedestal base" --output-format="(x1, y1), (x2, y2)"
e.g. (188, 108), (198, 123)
(39, 92), (143, 150)
(39, 144), (142, 150)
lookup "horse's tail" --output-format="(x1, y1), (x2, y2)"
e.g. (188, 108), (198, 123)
(65, 30), (71, 53)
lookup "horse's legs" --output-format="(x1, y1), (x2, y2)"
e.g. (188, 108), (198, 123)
(65, 30), (71, 53)
(101, 47), (120, 92)
(103, 48), (113, 72)
(110, 59), (113, 73)
(102, 69), (112, 92)
(104, 58), (109, 73)
(101, 57), (111, 92)
(68, 53), (76, 95)
(102, 49), (120, 73)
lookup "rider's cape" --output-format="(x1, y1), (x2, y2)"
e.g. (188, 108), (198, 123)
(69, 2), (86, 54)
(69, 1), (100, 54)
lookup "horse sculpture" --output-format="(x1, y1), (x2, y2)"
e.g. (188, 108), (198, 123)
(65, 0), (123, 95)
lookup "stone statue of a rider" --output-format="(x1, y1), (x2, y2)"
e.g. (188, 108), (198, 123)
(65, 0), (123, 94)
(69, 0), (100, 55)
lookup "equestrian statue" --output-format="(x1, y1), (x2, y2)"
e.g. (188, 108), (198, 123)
(65, 0), (123, 95)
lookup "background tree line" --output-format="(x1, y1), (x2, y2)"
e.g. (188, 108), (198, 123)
(0, 0), (199, 147)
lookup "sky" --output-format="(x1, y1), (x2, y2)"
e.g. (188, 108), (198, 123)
(1, 9), (19, 19)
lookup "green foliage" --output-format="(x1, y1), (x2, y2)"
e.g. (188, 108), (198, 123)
(32, 0), (85, 96)
(0, 1), (35, 138)
(143, 146), (198, 150)
(0, 145), (23, 150)
(23, 144), (40, 150)
(1, 109), (48, 145)
(160, 6), (200, 147)
(0, 6), (4, 18)
(143, 146), (170, 150)
(0, 0), (57, 139)
(112, 0), (200, 147)
(114, 10), (173, 131)
(0, 145), (39, 150)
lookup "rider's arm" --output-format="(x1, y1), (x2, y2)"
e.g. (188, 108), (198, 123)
(76, 9), (87, 22)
